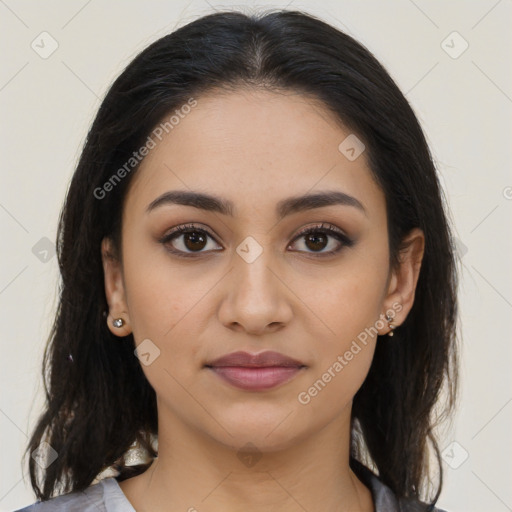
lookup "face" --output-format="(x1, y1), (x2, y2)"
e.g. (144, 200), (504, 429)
(102, 88), (423, 453)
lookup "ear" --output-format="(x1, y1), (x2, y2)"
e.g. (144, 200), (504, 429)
(101, 237), (132, 337)
(379, 228), (425, 335)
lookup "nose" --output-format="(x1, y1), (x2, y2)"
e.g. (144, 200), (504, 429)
(218, 244), (293, 336)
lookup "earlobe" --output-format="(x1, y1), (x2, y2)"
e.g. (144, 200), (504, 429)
(101, 237), (132, 337)
(380, 228), (425, 335)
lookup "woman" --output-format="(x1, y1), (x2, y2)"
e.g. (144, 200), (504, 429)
(16, 8), (458, 512)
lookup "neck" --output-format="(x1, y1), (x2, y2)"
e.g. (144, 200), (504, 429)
(119, 404), (374, 512)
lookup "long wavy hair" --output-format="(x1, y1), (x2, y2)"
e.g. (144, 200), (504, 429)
(23, 8), (459, 506)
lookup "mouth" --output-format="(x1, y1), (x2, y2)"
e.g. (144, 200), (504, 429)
(204, 351), (307, 391)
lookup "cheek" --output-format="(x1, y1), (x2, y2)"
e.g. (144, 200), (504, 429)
(312, 261), (388, 342)
(314, 281), (380, 387)
(121, 235), (202, 336)
(298, 276), (384, 415)
(297, 340), (376, 422)
(298, 248), (387, 404)
(121, 247), (211, 395)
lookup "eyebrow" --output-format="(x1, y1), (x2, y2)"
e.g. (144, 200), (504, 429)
(146, 189), (367, 219)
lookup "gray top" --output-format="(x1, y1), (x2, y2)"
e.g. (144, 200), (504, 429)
(14, 463), (446, 512)
(14, 478), (135, 512)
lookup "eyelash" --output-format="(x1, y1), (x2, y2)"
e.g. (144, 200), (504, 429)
(158, 222), (354, 259)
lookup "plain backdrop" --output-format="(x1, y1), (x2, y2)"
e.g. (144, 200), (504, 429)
(1, 1), (511, 511)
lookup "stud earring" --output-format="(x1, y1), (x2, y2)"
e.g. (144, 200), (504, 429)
(385, 314), (396, 337)
(112, 318), (125, 328)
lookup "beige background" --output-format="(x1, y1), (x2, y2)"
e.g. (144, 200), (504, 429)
(1, 1), (511, 511)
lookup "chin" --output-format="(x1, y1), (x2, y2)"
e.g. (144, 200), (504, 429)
(208, 406), (306, 451)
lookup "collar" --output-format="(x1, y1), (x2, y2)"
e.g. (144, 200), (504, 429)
(350, 458), (443, 512)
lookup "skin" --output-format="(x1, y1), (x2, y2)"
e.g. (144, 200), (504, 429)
(102, 88), (424, 512)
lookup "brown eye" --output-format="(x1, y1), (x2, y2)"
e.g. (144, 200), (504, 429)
(289, 223), (354, 256)
(159, 224), (222, 257)
(181, 230), (208, 251)
(303, 232), (329, 252)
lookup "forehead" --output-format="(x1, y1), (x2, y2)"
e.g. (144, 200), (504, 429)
(125, 88), (385, 221)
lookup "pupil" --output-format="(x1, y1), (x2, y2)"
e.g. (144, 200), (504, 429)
(306, 233), (327, 251)
(185, 231), (207, 251)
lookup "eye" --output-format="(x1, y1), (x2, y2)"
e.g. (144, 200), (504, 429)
(159, 223), (222, 258)
(288, 223), (354, 256)
(159, 222), (354, 259)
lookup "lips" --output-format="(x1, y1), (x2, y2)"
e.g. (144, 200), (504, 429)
(205, 351), (306, 391)
(205, 350), (306, 368)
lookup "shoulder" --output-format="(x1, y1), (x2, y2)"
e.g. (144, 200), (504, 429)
(350, 458), (448, 512)
(13, 477), (135, 512)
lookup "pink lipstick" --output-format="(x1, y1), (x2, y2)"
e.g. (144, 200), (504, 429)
(205, 350), (306, 391)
